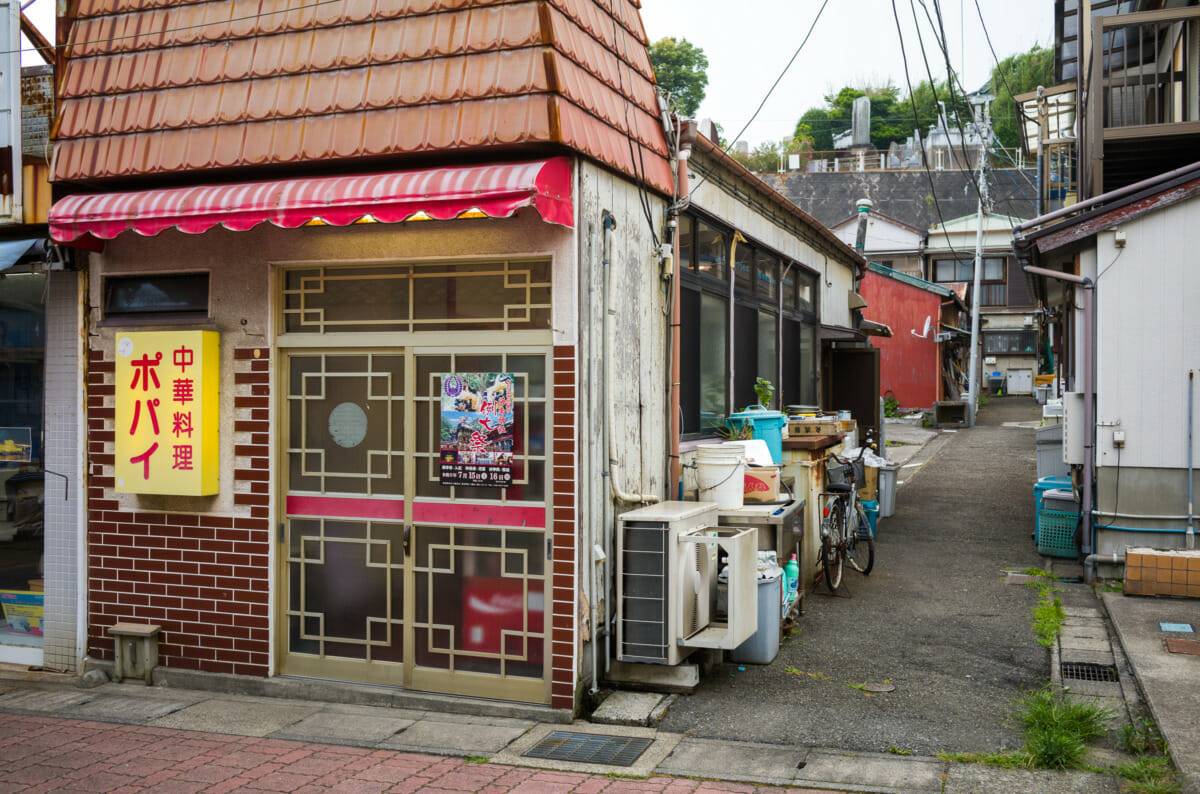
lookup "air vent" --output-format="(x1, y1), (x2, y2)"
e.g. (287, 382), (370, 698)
(1061, 662), (1119, 683)
(523, 731), (653, 766)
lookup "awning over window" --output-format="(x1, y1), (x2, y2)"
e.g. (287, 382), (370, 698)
(49, 158), (573, 243)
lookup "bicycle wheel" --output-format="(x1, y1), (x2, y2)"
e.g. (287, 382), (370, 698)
(821, 497), (844, 592)
(847, 501), (875, 575)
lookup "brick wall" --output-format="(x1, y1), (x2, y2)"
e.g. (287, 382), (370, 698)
(87, 346), (271, 676)
(550, 344), (577, 710)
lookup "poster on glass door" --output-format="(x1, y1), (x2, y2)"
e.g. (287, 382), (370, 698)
(438, 373), (515, 487)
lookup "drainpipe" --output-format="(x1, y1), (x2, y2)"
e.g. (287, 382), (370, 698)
(1024, 264), (1096, 569)
(728, 231), (746, 412)
(669, 143), (691, 498)
(854, 199), (872, 255)
(1188, 370), (1195, 549)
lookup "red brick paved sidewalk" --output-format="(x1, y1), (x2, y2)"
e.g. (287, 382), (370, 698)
(0, 715), (827, 793)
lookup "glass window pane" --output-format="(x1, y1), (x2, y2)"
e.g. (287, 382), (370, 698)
(797, 272), (815, 311)
(756, 254), (778, 300)
(799, 324), (816, 404)
(696, 222), (727, 280)
(781, 268), (797, 311)
(757, 311), (777, 395)
(678, 215), (693, 271)
(957, 260), (974, 280)
(734, 244), (753, 292)
(984, 258), (1005, 281)
(105, 273), (209, 316)
(699, 293), (727, 432)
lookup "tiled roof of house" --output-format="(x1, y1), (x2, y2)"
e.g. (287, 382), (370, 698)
(53, 0), (673, 193)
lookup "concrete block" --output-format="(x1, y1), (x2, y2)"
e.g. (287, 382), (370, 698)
(590, 691), (665, 727)
(378, 719), (529, 755)
(656, 737), (806, 787)
(798, 749), (944, 792)
(149, 698), (319, 737)
(271, 710), (413, 745)
(605, 661), (699, 692)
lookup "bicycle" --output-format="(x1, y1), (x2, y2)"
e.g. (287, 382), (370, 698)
(818, 445), (876, 592)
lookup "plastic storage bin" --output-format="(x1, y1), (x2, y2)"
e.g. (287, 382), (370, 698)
(731, 572), (781, 664)
(729, 406), (786, 465)
(1037, 487), (1080, 558)
(878, 463), (899, 518)
(1034, 476), (1072, 531)
(861, 499), (879, 536)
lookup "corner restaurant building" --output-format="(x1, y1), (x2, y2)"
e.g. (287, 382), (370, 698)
(48, 0), (862, 715)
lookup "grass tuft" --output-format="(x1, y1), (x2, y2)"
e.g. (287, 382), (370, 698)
(1016, 687), (1111, 770)
(1032, 594), (1066, 648)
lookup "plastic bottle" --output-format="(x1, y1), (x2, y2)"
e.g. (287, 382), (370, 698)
(784, 553), (800, 608)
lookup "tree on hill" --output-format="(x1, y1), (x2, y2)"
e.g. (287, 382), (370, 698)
(648, 37), (709, 117)
(990, 44), (1055, 149)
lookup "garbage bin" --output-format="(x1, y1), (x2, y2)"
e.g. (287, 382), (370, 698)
(878, 463), (899, 518)
(731, 571), (781, 665)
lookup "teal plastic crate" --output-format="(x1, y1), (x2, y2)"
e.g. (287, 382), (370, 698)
(861, 499), (879, 537)
(1037, 509), (1080, 558)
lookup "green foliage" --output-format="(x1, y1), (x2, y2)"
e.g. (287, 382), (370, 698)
(1120, 719), (1167, 757)
(1032, 593), (1065, 648)
(938, 750), (1030, 768)
(883, 393), (901, 418)
(753, 377), (775, 409)
(887, 746), (912, 755)
(648, 37), (708, 117)
(1016, 687), (1112, 770)
(1113, 757), (1181, 793)
(990, 44), (1055, 150)
(730, 137), (813, 174)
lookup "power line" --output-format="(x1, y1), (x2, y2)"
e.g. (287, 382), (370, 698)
(680, 0), (831, 207)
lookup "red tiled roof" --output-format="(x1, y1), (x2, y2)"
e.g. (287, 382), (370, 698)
(54, 0), (672, 193)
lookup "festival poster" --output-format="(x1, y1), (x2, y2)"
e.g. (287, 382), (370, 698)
(438, 373), (515, 487)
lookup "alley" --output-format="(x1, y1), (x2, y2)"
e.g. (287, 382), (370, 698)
(658, 397), (1048, 755)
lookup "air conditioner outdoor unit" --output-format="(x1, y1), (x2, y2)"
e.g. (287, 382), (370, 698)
(615, 502), (757, 665)
(1062, 391), (1086, 464)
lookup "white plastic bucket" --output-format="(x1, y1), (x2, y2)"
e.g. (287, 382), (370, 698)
(696, 445), (746, 509)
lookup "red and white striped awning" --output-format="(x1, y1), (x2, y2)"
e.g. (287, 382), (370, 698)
(49, 158), (573, 243)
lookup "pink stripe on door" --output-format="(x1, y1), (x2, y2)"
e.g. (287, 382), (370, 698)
(285, 496), (546, 529)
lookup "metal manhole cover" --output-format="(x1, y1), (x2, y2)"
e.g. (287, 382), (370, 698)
(1164, 638), (1200, 656)
(523, 731), (653, 766)
(1061, 662), (1119, 683)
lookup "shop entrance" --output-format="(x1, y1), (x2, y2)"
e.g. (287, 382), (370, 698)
(279, 349), (550, 702)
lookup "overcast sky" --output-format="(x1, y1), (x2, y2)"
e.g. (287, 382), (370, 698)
(639, 0), (1055, 148)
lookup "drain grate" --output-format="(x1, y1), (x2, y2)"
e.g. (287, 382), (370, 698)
(1061, 662), (1119, 683)
(523, 731), (653, 766)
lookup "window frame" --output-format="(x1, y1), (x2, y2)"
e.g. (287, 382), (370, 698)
(930, 256), (1009, 307)
(102, 272), (211, 323)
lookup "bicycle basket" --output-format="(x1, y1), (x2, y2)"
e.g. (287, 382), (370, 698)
(826, 461), (851, 485)
(850, 458), (866, 487)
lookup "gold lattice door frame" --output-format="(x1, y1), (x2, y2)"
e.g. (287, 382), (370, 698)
(272, 259), (555, 702)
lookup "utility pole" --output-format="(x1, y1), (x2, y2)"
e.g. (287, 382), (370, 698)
(966, 96), (992, 428)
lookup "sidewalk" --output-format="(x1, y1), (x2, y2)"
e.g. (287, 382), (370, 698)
(0, 675), (1128, 793)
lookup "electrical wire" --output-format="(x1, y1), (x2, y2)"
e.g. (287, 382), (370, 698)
(682, 0), (831, 204)
(972, 0), (1038, 127)
(609, 0), (660, 248)
(891, 0), (968, 264)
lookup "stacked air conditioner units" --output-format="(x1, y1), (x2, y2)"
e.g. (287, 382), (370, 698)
(615, 502), (757, 666)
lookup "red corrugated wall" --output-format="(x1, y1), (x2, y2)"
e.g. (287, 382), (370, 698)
(861, 271), (943, 410)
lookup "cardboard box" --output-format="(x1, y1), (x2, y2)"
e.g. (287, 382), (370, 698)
(743, 466), (781, 502)
(789, 418), (839, 436)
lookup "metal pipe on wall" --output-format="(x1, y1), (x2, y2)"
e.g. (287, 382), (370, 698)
(1189, 370), (1195, 548)
(669, 145), (691, 498)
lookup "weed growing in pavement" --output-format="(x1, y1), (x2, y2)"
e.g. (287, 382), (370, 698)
(1032, 593), (1066, 647)
(1022, 567), (1055, 578)
(1017, 687), (1111, 769)
(887, 746), (912, 755)
(1110, 757), (1181, 793)
(464, 756), (490, 764)
(1097, 579), (1123, 593)
(1120, 718), (1167, 756)
(938, 750), (1029, 768)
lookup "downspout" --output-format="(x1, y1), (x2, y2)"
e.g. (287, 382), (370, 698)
(602, 211), (657, 506)
(778, 261), (793, 406)
(1188, 370), (1195, 549)
(669, 143), (691, 499)
(1024, 264), (1096, 570)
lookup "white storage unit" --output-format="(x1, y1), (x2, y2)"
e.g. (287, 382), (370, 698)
(1006, 368), (1034, 395)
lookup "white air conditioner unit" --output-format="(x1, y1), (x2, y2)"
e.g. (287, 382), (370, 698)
(615, 502), (757, 665)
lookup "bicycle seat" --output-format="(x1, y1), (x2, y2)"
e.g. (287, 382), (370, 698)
(826, 482), (853, 493)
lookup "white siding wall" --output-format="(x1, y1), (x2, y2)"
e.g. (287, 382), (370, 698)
(1096, 202), (1200, 471)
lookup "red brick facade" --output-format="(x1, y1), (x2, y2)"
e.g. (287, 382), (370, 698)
(550, 345), (577, 710)
(86, 346), (272, 676)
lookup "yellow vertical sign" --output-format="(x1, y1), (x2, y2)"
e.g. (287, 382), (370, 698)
(115, 331), (220, 495)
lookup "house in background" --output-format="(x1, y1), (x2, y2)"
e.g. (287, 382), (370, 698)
(925, 212), (1039, 395)
(860, 263), (968, 412)
(829, 211), (924, 278)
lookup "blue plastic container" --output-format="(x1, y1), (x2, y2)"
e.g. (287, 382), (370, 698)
(1034, 475), (1072, 526)
(728, 406), (786, 465)
(861, 499), (879, 537)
